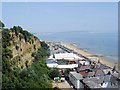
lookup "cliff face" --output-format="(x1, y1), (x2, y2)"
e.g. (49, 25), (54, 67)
(3, 26), (41, 69)
(2, 22), (52, 89)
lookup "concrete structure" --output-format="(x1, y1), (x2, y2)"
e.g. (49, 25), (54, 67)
(69, 72), (83, 89)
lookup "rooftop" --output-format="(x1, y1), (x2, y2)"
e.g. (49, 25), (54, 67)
(83, 80), (101, 88)
(46, 59), (57, 64)
(49, 53), (84, 60)
(83, 75), (119, 88)
(79, 65), (91, 71)
(70, 72), (83, 80)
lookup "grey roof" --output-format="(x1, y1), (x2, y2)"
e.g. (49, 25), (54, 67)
(112, 73), (119, 78)
(87, 72), (95, 77)
(79, 65), (91, 71)
(70, 72), (83, 80)
(46, 59), (57, 64)
(83, 75), (119, 88)
(94, 69), (105, 76)
(99, 63), (110, 69)
(83, 79), (101, 88)
(92, 63), (110, 72)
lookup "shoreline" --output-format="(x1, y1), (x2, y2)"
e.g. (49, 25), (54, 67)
(60, 42), (118, 71)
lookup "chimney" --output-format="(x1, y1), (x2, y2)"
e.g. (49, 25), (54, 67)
(101, 81), (104, 86)
(53, 54), (55, 58)
(89, 60), (92, 65)
(107, 71), (111, 75)
(98, 59), (100, 63)
(112, 65), (116, 73)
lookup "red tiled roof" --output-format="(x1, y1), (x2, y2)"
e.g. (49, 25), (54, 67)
(80, 71), (88, 75)
(65, 60), (77, 62)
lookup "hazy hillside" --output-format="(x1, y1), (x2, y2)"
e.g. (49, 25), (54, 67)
(1, 22), (52, 89)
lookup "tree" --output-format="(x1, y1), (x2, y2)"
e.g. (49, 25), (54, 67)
(48, 68), (61, 79)
(0, 21), (5, 28)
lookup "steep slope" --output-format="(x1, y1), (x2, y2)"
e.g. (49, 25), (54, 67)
(2, 23), (52, 89)
(2, 26), (41, 69)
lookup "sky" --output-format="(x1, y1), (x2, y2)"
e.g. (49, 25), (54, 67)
(1, 2), (118, 33)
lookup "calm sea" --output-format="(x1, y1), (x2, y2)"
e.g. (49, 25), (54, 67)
(37, 32), (118, 61)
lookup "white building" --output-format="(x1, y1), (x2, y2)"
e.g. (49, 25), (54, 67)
(79, 60), (90, 66)
(69, 72), (84, 89)
(46, 59), (58, 68)
(46, 59), (78, 69)
(49, 53), (84, 60)
(46, 53), (83, 69)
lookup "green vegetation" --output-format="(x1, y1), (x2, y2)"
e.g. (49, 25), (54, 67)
(64, 68), (71, 75)
(2, 29), (11, 48)
(10, 26), (33, 42)
(0, 21), (5, 28)
(3, 46), (52, 89)
(33, 42), (50, 61)
(48, 68), (61, 80)
(2, 22), (53, 89)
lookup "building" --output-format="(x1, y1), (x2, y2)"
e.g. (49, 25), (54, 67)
(82, 74), (119, 89)
(79, 60), (90, 66)
(46, 59), (58, 68)
(69, 72), (83, 89)
(46, 58), (78, 69)
(49, 53), (84, 60)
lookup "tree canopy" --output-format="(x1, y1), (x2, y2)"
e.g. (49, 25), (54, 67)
(0, 21), (5, 28)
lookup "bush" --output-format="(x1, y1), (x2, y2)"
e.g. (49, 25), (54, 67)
(48, 68), (61, 79)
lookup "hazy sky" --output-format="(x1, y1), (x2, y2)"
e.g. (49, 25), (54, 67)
(2, 2), (118, 33)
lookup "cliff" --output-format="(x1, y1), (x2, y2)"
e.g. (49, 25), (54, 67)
(2, 22), (52, 89)
(2, 26), (41, 69)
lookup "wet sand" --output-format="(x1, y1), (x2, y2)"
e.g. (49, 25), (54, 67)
(61, 42), (118, 71)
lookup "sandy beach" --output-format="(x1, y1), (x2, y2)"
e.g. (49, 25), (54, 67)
(61, 42), (118, 71)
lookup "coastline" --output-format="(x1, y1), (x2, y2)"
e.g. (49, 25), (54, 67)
(61, 42), (118, 71)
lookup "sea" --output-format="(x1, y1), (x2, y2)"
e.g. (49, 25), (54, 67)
(36, 31), (118, 61)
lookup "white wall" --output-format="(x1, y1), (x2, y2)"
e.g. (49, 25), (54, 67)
(57, 64), (78, 68)
(47, 64), (78, 68)
(79, 80), (84, 89)
(69, 73), (83, 89)
(46, 63), (58, 68)
(79, 61), (90, 65)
